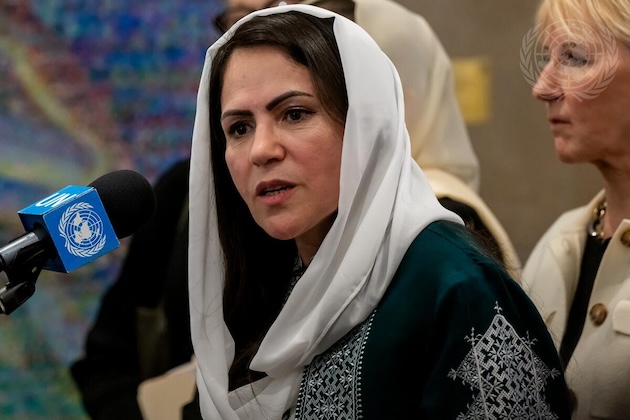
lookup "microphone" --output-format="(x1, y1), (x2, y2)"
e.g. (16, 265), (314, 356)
(0, 170), (157, 314)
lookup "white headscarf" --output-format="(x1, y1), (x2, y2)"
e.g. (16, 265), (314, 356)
(354, 0), (480, 192)
(188, 5), (461, 419)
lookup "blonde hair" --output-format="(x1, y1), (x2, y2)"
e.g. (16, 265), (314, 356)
(536, 0), (630, 45)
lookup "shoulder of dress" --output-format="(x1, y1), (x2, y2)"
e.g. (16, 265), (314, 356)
(390, 221), (509, 297)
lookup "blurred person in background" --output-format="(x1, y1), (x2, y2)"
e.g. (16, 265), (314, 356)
(522, 0), (630, 418)
(70, 159), (193, 419)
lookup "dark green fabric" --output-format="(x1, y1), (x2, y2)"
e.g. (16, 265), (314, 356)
(356, 221), (571, 419)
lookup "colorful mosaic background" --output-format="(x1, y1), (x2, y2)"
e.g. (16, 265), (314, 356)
(0, 1), (221, 418)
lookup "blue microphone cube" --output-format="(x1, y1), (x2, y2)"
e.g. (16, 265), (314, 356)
(18, 186), (120, 272)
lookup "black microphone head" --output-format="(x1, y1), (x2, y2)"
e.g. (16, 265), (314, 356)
(88, 170), (157, 239)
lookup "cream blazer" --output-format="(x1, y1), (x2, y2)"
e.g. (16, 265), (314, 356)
(522, 190), (630, 419)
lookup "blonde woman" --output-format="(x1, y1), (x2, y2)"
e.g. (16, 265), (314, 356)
(522, 0), (630, 418)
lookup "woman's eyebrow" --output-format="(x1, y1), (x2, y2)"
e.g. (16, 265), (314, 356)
(221, 91), (313, 121)
(266, 91), (313, 111)
(221, 109), (252, 121)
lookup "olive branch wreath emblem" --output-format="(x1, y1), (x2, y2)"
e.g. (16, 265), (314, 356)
(58, 202), (107, 258)
(520, 23), (544, 88)
(520, 21), (618, 101)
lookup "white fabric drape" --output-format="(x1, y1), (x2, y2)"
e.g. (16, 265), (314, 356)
(354, 0), (521, 275)
(354, 0), (480, 192)
(188, 5), (461, 419)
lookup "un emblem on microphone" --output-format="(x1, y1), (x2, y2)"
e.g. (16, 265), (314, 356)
(58, 202), (107, 257)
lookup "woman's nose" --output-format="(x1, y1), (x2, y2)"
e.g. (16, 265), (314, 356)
(532, 61), (564, 101)
(249, 123), (285, 166)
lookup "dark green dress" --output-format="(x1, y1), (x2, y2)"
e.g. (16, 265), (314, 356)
(293, 221), (571, 419)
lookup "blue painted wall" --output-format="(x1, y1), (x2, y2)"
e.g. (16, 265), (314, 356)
(0, 1), (221, 417)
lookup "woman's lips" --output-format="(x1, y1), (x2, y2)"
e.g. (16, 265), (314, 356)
(261, 185), (290, 195)
(257, 185), (295, 206)
(548, 115), (570, 124)
(255, 180), (295, 196)
(255, 180), (296, 206)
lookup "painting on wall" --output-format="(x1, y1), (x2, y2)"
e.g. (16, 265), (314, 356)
(0, 0), (222, 417)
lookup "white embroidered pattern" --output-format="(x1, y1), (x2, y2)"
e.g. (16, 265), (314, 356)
(448, 303), (561, 419)
(294, 312), (376, 420)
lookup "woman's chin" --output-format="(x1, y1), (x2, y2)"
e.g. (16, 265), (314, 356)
(261, 225), (298, 241)
(554, 142), (583, 164)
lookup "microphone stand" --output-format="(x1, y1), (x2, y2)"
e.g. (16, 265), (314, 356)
(0, 227), (50, 315)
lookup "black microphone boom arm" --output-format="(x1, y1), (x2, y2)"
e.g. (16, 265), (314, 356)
(0, 226), (51, 314)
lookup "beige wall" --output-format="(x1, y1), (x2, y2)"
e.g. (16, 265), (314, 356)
(395, 0), (602, 262)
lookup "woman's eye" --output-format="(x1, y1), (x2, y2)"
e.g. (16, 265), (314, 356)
(288, 109), (304, 121)
(285, 109), (312, 122)
(558, 43), (589, 67)
(228, 122), (249, 137)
